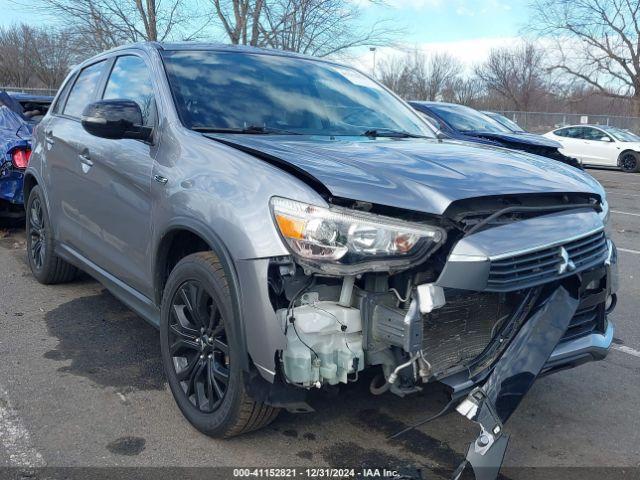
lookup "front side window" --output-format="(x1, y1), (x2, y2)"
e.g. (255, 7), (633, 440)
(103, 55), (157, 126)
(582, 127), (611, 142)
(161, 50), (434, 137)
(63, 61), (106, 118)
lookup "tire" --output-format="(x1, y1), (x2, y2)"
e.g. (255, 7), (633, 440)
(160, 251), (279, 438)
(26, 185), (78, 284)
(619, 151), (640, 173)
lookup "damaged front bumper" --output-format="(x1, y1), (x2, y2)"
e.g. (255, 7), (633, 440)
(246, 201), (618, 479)
(446, 241), (618, 480)
(441, 238), (618, 401)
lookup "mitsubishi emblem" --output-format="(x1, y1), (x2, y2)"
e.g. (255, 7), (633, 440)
(557, 246), (576, 274)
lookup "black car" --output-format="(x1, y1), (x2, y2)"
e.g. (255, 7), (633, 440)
(410, 101), (581, 168)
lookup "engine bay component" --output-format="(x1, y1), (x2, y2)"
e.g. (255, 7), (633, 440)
(368, 298), (424, 354)
(416, 283), (446, 314)
(277, 301), (364, 387)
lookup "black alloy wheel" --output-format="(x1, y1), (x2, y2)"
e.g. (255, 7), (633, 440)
(25, 185), (77, 284)
(169, 280), (230, 413)
(160, 252), (279, 437)
(620, 152), (639, 173)
(28, 196), (46, 270)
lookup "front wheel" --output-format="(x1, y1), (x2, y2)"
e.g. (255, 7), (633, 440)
(160, 252), (279, 437)
(619, 151), (640, 173)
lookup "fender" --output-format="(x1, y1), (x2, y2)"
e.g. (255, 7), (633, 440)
(154, 217), (250, 372)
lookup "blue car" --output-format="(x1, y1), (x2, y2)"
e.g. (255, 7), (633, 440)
(482, 111), (527, 133)
(410, 101), (581, 168)
(0, 91), (53, 218)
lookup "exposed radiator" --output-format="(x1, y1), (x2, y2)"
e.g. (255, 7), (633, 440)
(421, 290), (517, 376)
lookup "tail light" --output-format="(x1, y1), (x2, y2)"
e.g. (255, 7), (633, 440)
(11, 148), (31, 169)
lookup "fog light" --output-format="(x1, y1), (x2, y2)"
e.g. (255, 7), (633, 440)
(605, 294), (617, 314)
(585, 279), (599, 291)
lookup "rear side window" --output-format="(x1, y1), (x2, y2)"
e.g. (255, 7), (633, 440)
(63, 61), (106, 118)
(555, 127), (580, 138)
(51, 75), (75, 115)
(103, 55), (157, 126)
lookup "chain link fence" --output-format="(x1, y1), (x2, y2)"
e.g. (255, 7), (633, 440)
(0, 86), (58, 97)
(494, 111), (640, 135)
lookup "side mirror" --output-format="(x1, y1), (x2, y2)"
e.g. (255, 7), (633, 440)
(81, 99), (152, 141)
(600, 136), (612, 142)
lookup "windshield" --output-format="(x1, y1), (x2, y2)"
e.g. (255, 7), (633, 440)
(486, 112), (525, 133)
(600, 126), (640, 142)
(429, 104), (511, 133)
(161, 50), (434, 137)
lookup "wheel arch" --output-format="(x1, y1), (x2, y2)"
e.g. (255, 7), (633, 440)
(22, 170), (42, 208)
(154, 219), (250, 372)
(617, 149), (639, 167)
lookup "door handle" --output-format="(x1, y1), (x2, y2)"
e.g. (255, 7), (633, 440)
(154, 175), (168, 185)
(45, 130), (55, 146)
(79, 153), (93, 167)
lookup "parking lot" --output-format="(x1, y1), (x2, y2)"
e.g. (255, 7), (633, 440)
(0, 168), (638, 479)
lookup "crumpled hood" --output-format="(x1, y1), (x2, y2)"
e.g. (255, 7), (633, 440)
(205, 134), (603, 215)
(469, 131), (562, 149)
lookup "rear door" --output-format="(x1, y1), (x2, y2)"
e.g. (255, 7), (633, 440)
(552, 127), (589, 161)
(45, 59), (109, 254)
(75, 54), (159, 296)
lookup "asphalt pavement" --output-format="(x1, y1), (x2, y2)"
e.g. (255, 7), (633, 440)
(0, 168), (638, 479)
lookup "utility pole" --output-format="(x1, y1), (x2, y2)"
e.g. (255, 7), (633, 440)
(370, 47), (377, 78)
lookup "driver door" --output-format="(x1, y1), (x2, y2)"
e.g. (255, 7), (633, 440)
(78, 54), (159, 297)
(580, 127), (618, 166)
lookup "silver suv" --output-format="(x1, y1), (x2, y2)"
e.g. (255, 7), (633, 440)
(25, 43), (617, 475)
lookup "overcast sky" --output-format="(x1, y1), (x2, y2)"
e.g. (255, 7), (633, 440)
(0, 0), (532, 70)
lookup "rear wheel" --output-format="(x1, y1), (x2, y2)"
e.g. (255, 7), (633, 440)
(619, 151), (640, 173)
(26, 185), (77, 284)
(160, 252), (279, 437)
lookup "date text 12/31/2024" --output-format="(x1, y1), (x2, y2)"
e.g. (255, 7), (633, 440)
(233, 468), (401, 478)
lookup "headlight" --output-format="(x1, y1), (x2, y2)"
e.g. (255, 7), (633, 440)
(270, 197), (446, 275)
(600, 198), (612, 238)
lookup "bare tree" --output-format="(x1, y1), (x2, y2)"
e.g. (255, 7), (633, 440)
(262, 0), (396, 56)
(29, 29), (77, 88)
(442, 77), (483, 106)
(377, 51), (462, 100)
(0, 24), (76, 89)
(475, 42), (547, 110)
(26, 0), (203, 52)
(0, 25), (33, 87)
(413, 52), (462, 100)
(530, 0), (640, 115)
(212, 0), (264, 45)
(377, 55), (413, 98)
(211, 0), (398, 57)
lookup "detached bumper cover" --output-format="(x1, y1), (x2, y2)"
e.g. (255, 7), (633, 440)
(449, 241), (617, 480)
(453, 283), (579, 480)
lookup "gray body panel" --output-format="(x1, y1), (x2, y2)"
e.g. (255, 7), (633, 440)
(204, 134), (604, 215)
(25, 42), (612, 382)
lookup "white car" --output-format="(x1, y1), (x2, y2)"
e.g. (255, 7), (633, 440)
(544, 125), (640, 172)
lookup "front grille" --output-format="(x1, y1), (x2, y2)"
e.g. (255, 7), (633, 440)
(560, 304), (603, 343)
(421, 290), (518, 376)
(487, 230), (607, 292)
